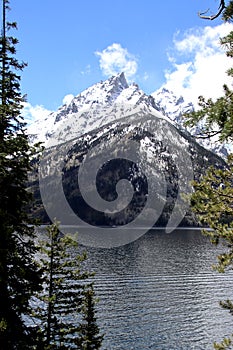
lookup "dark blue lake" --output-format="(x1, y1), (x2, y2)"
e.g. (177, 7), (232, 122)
(81, 228), (233, 350)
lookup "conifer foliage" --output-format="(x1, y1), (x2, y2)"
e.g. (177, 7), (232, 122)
(0, 0), (42, 348)
(185, 1), (233, 143)
(77, 284), (104, 349)
(33, 222), (103, 349)
(186, 1), (233, 349)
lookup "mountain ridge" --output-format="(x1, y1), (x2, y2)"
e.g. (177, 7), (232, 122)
(27, 72), (230, 159)
(28, 72), (161, 147)
(152, 87), (231, 158)
(28, 74), (227, 232)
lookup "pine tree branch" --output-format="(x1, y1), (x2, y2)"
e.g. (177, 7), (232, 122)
(212, 189), (233, 201)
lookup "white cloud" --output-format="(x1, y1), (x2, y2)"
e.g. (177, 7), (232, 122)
(21, 102), (52, 125)
(63, 94), (74, 105)
(95, 43), (138, 80)
(163, 23), (233, 107)
(22, 93), (74, 126)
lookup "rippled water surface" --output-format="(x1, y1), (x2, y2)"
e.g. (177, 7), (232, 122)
(82, 228), (233, 349)
(38, 227), (233, 349)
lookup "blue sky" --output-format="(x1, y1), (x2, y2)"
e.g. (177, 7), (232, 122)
(7, 0), (233, 117)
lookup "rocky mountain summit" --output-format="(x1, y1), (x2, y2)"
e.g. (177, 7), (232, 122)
(28, 73), (160, 147)
(152, 87), (231, 158)
(28, 74), (226, 235)
(28, 72), (230, 158)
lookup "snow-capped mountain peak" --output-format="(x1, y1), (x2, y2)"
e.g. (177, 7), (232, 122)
(57, 72), (129, 121)
(27, 73), (231, 158)
(27, 72), (161, 146)
(152, 86), (232, 158)
(152, 87), (194, 124)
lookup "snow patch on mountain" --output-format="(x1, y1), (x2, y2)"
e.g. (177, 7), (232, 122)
(27, 73), (163, 147)
(27, 72), (231, 158)
(152, 87), (232, 158)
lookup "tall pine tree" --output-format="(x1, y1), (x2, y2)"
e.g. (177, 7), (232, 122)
(77, 284), (104, 349)
(0, 0), (42, 348)
(33, 222), (103, 349)
(185, 1), (233, 348)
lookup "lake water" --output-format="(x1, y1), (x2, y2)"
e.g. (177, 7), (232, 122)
(37, 227), (233, 349)
(80, 228), (233, 350)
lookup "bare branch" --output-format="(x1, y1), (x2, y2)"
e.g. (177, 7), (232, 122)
(198, 0), (226, 20)
(194, 130), (222, 139)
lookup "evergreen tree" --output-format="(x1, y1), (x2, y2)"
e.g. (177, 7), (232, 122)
(33, 222), (103, 349)
(185, 1), (233, 348)
(0, 0), (42, 348)
(77, 284), (103, 349)
(186, 1), (233, 143)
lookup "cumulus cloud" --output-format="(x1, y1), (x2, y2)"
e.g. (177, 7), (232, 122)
(22, 94), (74, 126)
(163, 23), (233, 107)
(21, 102), (52, 125)
(95, 43), (138, 80)
(63, 94), (74, 105)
